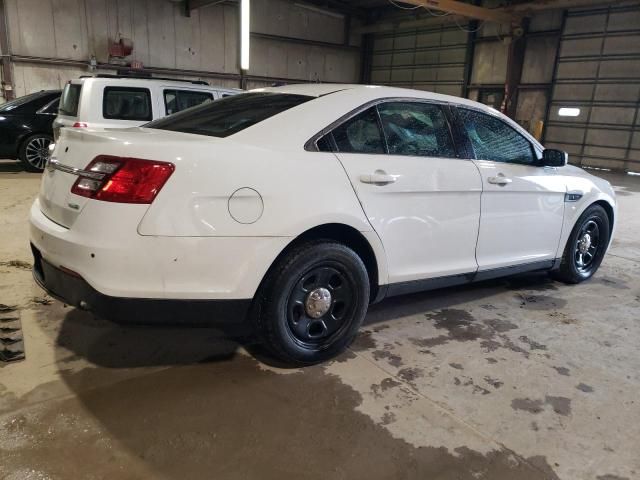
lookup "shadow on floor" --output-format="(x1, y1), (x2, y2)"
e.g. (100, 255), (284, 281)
(53, 271), (560, 370)
(55, 308), (254, 369)
(0, 160), (25, 173)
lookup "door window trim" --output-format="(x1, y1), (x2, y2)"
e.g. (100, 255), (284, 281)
(305, 97), (465, 160)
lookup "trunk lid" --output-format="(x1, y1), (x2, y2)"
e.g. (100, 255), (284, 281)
(39, 127), (222, 228)
(40, 128), (113, 228)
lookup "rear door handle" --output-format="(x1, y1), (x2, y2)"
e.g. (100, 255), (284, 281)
(360, 170), (397, 186)
(487, 174), (512, 186)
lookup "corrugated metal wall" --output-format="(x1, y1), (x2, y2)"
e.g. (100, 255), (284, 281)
(369, 23), (469, 96)
(2, 0), (361, 98)
(544, 2), (640, 171)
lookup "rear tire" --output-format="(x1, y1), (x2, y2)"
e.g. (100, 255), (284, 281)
(19, 134), (53, 172)
(553, 204), (610, 284)
(255, 241), (370, 365)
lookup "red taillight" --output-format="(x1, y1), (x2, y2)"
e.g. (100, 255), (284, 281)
(72, 122), (88, 128)
(71, 155), (175, 204)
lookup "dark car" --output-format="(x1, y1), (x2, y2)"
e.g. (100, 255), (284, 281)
(0, 90), (61, 172)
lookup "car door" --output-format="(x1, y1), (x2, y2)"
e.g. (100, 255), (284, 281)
(454, 107), (565, 272)
(329, 101), (482, 287)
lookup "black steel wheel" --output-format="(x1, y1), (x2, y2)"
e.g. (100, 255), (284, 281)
(574, 219), (600, 275)
(19, 134), (52, 172)
(553, 204), (610, 284)
(286, 265), (357, 347)
(255, 241), (369, 365)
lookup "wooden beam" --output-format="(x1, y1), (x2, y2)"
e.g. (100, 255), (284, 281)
(508, 0), (623, 14)
(356, 14), (467, 34)
(358, 0), (622, 34)
(399, 0), (514, 24)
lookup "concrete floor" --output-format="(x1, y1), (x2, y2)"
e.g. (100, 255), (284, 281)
(0, 160), (638, 480)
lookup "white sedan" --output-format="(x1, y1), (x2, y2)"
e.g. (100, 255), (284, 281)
(30, 84), (616, 364)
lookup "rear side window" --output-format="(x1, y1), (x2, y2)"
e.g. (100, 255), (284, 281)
(378, 102), (456, 158)
(147, 92), (312, 138)
(40, 97), (61, 114)
(59, 84), (82, 116)
(164, 90), (213, 115)
(332, 107), (385, 154)
(103, 87), (152, 121)
(458, 108), (535, 165)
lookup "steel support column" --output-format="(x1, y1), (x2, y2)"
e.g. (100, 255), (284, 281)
(502, 19), (529, 119)
(0, 0), (14, 101)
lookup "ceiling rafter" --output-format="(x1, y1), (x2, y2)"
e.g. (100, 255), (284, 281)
(358, 0), (623, 33)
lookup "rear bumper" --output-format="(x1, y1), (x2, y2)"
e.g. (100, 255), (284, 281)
(29, 198), (291, 300)
(31, 244), (251, 324)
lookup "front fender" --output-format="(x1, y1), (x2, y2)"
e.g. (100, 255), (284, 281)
(556, 171), (617, 257)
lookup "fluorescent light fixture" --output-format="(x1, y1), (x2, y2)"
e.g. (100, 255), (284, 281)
(240, 0), (250, 71)
(558, 107), (580, 117)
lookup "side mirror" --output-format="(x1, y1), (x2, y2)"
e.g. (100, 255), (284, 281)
(541, 149), (568, 167)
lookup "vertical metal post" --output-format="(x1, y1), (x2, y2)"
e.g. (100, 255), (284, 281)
(461, 20), (478, 98)
(502, 18), (529, 120)
(0, 0), (14, 101)
(359, 33), (373, 84)
(541, 9), (567, 144)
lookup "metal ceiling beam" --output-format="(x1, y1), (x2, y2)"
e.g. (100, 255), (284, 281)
(187, 0), (231, 10)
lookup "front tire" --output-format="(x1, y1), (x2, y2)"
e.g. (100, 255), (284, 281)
(553, 204), (610, 284)
(19, 134), (53, 172)
(255, 241), (370, 365)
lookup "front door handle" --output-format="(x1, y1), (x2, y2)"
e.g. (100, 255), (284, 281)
(487, 174), (512, 186)
(360, 170), (397, 186)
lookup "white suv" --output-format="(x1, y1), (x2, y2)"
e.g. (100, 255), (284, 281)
(53, 75), (239, 139)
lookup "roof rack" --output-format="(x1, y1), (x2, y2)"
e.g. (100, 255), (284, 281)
(78, 73), (209, 85)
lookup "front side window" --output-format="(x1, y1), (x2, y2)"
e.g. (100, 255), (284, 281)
(164, 90), (213, 115)
(58, 84), (82, 117)
(147, 92), (312, 138)
(103, 87), (152, 121)
(458, 108), (535, 165)
(332, 107), (385, 154)
(378, 102), (456, 158)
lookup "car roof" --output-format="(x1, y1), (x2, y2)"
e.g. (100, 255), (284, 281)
(252, 83), (491, 110)
(70, 76), (240, 91)
(235, 83), (542, 152)
(27, 89), (61, 96)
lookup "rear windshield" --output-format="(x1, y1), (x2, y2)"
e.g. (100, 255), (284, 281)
(146, 92), (313, 138)
(0, 91), (59, 113)
(59, 84), (82, 116)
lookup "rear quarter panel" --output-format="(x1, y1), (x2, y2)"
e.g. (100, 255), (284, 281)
(137, 139), (373, 238)
(136, 136), (389, 286)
